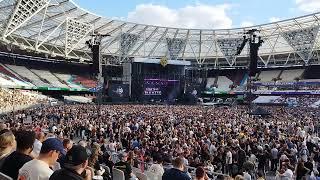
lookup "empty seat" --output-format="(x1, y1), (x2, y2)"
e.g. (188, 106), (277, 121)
(280, 69), (304, 82)
(259, 70), (281, 82)
(135, 171), (148, 180)
(31, 69), (69, 88)
(112, 168), (125, 180)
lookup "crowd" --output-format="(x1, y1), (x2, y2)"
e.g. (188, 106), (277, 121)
(0, 88), (41, 113)
(0, 104), (319, 180)
(272, 96), (320, 108)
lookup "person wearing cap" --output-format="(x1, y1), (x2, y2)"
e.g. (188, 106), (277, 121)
(49, 145), (92, 180)
(18, 138), (64, 180)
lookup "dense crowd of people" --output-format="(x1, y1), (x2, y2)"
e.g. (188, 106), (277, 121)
(0, 88), (41, 112)
(0, 104), (319, 180)
(272, 95), (320, 107)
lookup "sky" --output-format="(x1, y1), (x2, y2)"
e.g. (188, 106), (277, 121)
(72, 0), (320, 29)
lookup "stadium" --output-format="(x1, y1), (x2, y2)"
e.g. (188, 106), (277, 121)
(0, 0), (319, 179)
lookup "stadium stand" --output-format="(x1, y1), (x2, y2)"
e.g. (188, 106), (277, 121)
(253, 96), (281, 104)
(1, 0), (320, 179)
(63, 96), (93, 103)
(0, 75), (16, 87)
(0, 88), (43, 113)
(205, 78), (215, 89)
(5, 65), (50, 87)
(0, 64), (33, 88)
(280, 69), (304, 82)
(258, 70), (281, 82)
(53, 73), (83, 89)
(216, 76), (233, 91)
(30, 69), (69, 89)
(72, 76), (98, 89)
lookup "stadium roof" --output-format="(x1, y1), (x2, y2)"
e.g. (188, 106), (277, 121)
(0, 0), (320, 68)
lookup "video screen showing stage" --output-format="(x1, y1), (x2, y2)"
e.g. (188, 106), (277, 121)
(131, 62), (185, 102)
(143, 78), (180, 101)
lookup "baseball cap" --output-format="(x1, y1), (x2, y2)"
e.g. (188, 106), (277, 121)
(40, 138), (64, 154)
(64, 145), (89, 166)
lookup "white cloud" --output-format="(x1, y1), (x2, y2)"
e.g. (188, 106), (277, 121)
(269, 17), (281, 23)
(240, 21), (254, 27)
(295, 0), (320, 13)
(127, 3), (233, 29)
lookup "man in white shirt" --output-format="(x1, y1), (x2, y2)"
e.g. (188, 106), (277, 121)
(149, 155), (165, 178)
(31, 132), (46, 158)
(278, 165), (293, 180)
(18, 138), (64, 180)
(226, 148), (233, 175)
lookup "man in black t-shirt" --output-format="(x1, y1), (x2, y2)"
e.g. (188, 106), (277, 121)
(50, 145), (92, 180)
(114, 152), (135, 180)
(0, 130), (35, 180)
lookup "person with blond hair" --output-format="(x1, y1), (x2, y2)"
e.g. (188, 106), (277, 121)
(0, 129), (15, 168)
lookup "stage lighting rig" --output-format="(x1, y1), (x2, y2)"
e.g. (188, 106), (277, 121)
(85, 32), (110, 49)
(236, 29), (264, 113)
(236, 29), (264, 77)
(85, 32), (110, 108)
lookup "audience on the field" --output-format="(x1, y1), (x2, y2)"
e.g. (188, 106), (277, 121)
(0, 104), (319, 179)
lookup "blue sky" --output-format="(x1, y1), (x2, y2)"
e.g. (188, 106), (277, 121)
(72, 0), (320, 29)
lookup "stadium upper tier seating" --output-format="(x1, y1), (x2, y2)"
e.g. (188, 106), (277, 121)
(206, 78), (215, 89)
(0, 63), (97, 90)
(258, 70), (281, 82)
(5, 65), (51, 87)
(30, 69), (69, 88)
(54, 73), (83, 89)
(216, 76), (233, 91)
(0, 64), (33, 88)
(280, 69), (304, 82)
(72, 76), (98, 89)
